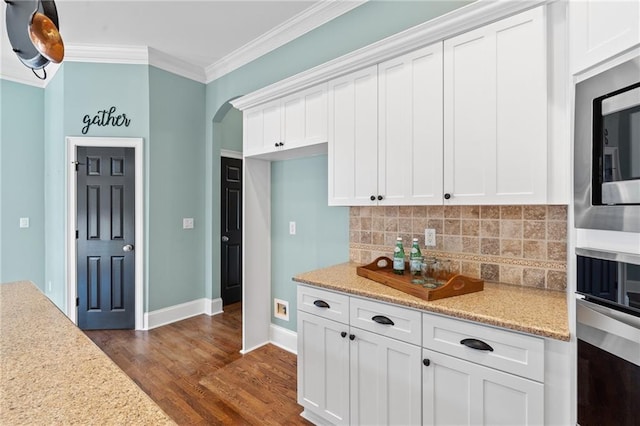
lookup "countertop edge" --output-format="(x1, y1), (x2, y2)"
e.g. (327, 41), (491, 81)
(292, 276), (571, 342)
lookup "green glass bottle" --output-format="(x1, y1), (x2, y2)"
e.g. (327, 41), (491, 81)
(410, 238), (422, 276)
(393, 237), (405, 275)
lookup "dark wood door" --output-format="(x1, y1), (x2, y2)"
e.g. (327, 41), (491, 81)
(77, 146), (135, 330)
(221, 157), (242, 305)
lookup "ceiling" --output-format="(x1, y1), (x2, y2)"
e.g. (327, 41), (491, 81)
(1, 0), (361, 85)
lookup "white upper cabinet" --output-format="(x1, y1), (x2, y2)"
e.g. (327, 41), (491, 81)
(570, 0), (640, 74)
(328, 44), (444, 206)
(379, 43), (444, 205)
(244, 83), (328, 158)
(443, 6), (547, 205)
(328, 65), (379, 206)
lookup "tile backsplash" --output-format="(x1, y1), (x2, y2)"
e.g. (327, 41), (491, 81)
(349, 205), (567, 291)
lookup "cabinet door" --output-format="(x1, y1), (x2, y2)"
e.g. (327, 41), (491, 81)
(570, 0), (640, 74)
(350, 327), (422, 426)
(262, 101), (282, 150)
(243, 101), (281, 156)
(444, 6), (547, 205)
(422, 349), (544, 426)
(328, 65), (379, 206)
(297, 311), (350, 425)
(378, 43), (444, 205)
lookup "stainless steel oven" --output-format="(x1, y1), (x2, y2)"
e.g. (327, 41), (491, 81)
(576, 248), (640, 426)
(574, 55), (640, 233)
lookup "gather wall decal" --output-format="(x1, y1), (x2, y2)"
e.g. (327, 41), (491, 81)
(82, 106), (131, 134)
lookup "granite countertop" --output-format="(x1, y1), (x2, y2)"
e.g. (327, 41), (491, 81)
(0, 281), (175, 425)
(293, 262), (570, 341)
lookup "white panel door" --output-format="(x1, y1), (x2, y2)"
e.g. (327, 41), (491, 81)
(422, 349), (544, 426)
(570, 0), (640, 74)
(328, 65), (379, 206)
(378, 43), (444, 205)
(297, 311), (350, 425)
(303, 83), (328, 145)
(262, 102), (282, 151)
(281, 94), (304, 148)
(350, 327), (422, 426)
(444, 6), (547, 205)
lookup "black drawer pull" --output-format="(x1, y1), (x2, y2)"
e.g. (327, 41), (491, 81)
(349, 334), (356, 341)
(313, 300), (330, 309)
(341, 331), (347, 338)
(423, 359), (431, 367)
(460, 338), (494, 352)
(372, 315), (395, 326)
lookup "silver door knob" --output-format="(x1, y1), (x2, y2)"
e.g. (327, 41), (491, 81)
(123, 244), (134, 252)
(221, 236), (229, 242)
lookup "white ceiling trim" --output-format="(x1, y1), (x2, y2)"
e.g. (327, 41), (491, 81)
(204, 0), (366, 83)
(148, 48), (207, 83)
(65, 44), (149, 64)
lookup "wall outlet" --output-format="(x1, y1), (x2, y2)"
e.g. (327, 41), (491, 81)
(182, 218), (194, 229)
(19, 217), (29, 228)
(425, 228), (436, 247)
(289, 221), (296, 235)
(274, 298), (289, 321)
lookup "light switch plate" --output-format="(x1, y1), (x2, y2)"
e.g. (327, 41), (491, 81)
(19, 217), (29, 228)
(183, 218), (194, 229)
(289, 221), (296, 235)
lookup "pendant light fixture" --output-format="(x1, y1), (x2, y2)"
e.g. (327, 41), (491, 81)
(5, 0), (64, 80)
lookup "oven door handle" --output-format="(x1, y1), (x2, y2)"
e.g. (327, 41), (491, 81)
(577, 299), (640, 366)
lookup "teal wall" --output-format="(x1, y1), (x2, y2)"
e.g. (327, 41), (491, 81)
(271, 155), (349, 331)
(148, 67), (206, 311)
(205, 0), (472, 322)
(0, 80), (45, 288)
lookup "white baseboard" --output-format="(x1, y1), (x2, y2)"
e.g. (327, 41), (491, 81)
(270, 323), (297, 355)
(206, 297), (224, 316)
(144, 297), (223, 330)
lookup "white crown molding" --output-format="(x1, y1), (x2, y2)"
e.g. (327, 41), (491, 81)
(64, 44), (149, 64)
(220, 149), (243, 159)
(148, 47), (206, 84)
(0, 59), (60, 88)
(231, 0), (548, 111)
(204, 0), (367, 83)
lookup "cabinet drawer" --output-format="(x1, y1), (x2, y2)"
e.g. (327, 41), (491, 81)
(423, 313), (544, 382)
(297, 285), (349, 324)
(350, 297), (421, 345)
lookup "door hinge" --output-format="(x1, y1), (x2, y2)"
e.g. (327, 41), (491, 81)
(76, 297), (79, 307)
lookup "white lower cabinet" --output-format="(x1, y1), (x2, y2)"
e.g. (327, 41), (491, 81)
(297, 285), (548, 425)
(350, 327), (422, 426)
(297, 311), (350, 424)
(422, 348), (544, 426)
(297, 286), (421, 425)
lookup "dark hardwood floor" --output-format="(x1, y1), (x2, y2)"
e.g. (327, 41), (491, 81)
(85, 302), (311, 425)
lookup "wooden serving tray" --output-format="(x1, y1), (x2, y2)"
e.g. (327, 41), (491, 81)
(356, 256), (484, 301)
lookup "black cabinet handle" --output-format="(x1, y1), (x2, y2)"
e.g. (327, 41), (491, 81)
(377, 195), (383, 201)
(372, 315), (394, 326)
(313, 300), (330, 309)
(341, 331), (347, 338)
(423, 359), (430, 367)
(274, 142), (279, 148)
(349, 334), (355, 341)
(370, 195), (376, 201)
(444, 193), (451, 200)
(279, 142), (284, 147)
(460, 338), (494, 352)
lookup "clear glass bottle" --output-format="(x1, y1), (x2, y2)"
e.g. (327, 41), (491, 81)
(410, 238), (423, 276)
(393, 237), (405, 275)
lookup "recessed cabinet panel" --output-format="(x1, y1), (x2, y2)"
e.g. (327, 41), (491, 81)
(422, 348), (544, 426)
(570, 0), (640, 74)
(262, 103), (281, 149)
(495, 13), (547, 200)
(379, 43), (444, 205)
(328, 65), (378, 205)
(444, 6), (547, 205)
